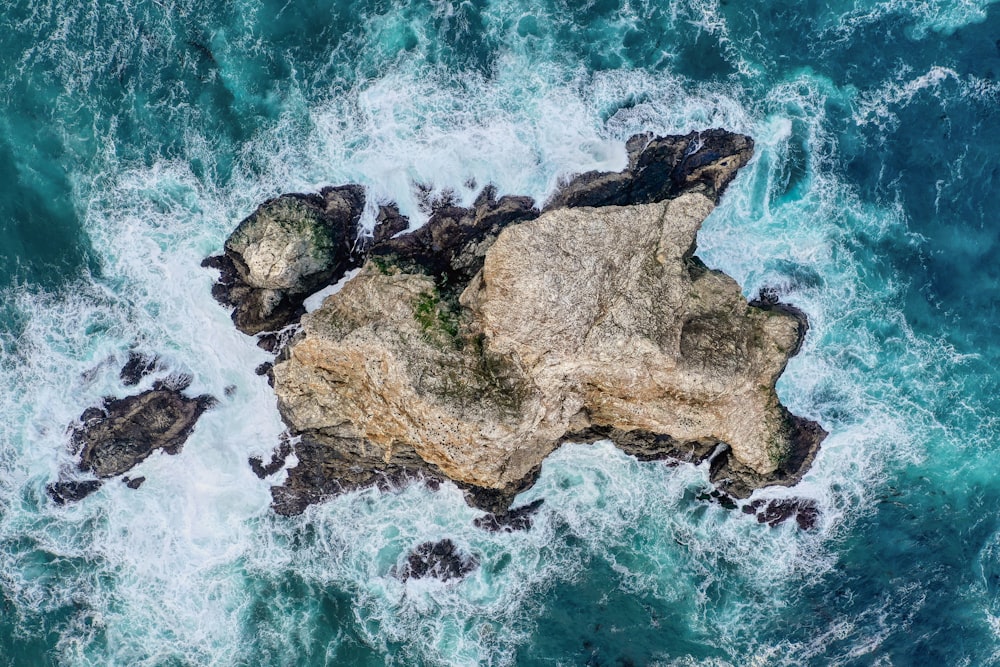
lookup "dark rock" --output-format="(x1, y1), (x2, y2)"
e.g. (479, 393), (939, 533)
(369, 187), (539, 299)
(256, 333), (280, 353)
(152, 372), (193, 392)
(399, 539), (479, 581)
(413, 183), (458, 214)
(120, 351), (160, 386)
(72, 389), (216, 478)
(696, 489), (738, 510)
(201, 253), (240, 287)
(270, 435), (450, 516)
(123, 476), (146, 489)
(743, 497), (819, 530)
(205, 186), (366, 335)
(249, 438), (292, 479)
(473, 498), (544, 532)
(456, 472), (543, 516)
(254, 362), (273, 377)
(373, 204), (409, 244)
(271, 436), (538, 517)
(255, 327), (299, 355)
(544, 129), (754, 210)
(79, 406), (106, 423)
(47, 479), (102, 505)
(562, 424), (718, 464)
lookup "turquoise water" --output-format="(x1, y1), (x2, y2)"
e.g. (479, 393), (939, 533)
(2, 0), (1000, 664)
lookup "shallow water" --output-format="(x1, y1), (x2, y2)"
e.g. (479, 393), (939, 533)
(2, 0), (1000, 664)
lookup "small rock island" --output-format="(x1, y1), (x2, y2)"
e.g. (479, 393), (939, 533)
(45, 129), (824, 530)
(206, 129), (826, 517)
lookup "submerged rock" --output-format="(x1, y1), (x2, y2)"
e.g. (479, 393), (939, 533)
(203, 185), (365, 334)
(46, 479), (103, 505)
(473, 499), (545, 532)
(742, 497), (820, 530)
(123, 476), (146, 489)
(119, 351), (161, 386)
(248, 437), (292, 479)
(398, 539), (479, 581)
(216, 130), (825, 516)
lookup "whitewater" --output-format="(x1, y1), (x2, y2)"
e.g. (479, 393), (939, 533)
(2, 0), (1000, 664)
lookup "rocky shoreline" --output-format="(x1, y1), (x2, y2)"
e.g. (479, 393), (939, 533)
(50, 129), (826, 532)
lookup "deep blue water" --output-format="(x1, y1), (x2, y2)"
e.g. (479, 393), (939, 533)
(2, 0), (1000, 664)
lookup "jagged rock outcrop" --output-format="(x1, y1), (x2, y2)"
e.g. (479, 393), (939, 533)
(47, 480), (103, 505)
(203, 185), (365, 334)
(473, 499), (544, 532)
(271, 193), (822, 513)
(742, 497), (820, 530)
(397, 539), (479, 581)
(545, 129), (754, 210)
(368, 186), (539, 298)
(47, 371), (215, 504)
(71, 386), (216, 478)
(119, 351), (161, 386)
(209, 129), (825, 517)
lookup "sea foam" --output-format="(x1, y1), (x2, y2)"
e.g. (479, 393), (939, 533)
(0, 0), (974, 662)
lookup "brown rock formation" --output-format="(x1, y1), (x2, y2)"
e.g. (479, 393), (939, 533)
(209, 129), (825, 516)
(271, 193), (823, 514)
(71, 386), (216, 478)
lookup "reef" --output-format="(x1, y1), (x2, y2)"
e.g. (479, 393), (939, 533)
(206, 129), (826, 521)
(48, 365), (215, 504)
(397, 539), (479, 582)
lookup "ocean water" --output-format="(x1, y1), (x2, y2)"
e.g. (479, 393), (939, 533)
(1, 0), (999, 664)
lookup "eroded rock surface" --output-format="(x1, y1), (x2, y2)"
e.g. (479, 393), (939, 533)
(473, 499), (545, 532)
(272, 192), (823, 513)
(72, 387), (216, 477)
(211, 130), (825, 516)
(742, 497), (820, 530)
(120, 351), (161, 386)
(203, 185), (365, 334)
(48, 372), (215, 504)
(47, 480), (103, 505)
(545, 129), (754, 210)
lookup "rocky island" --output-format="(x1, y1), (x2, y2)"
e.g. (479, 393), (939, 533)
(47, 129), (824, 532)
(207, 129), (826, 521)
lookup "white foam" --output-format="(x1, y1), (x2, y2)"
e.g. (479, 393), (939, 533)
(820, 0), (996, 40)
(0, 2), (972, 662)
(304, 268), (361, 312)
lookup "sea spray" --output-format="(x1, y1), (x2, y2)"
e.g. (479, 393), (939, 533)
(2, 0), (1000, 663)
